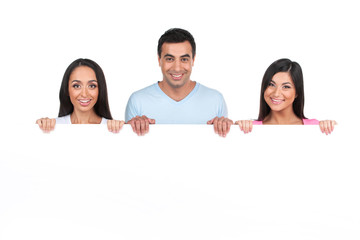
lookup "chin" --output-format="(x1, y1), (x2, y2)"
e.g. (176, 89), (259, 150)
(166, 79), (186, 89)
(76, 106), (95, 112)
(172, 83), (186, 88)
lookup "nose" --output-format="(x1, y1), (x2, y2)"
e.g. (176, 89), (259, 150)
(274, 86), (282, 97)
(80, 86), (88, 97)
(173, 59), (181, 72)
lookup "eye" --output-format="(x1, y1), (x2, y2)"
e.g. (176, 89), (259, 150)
(268, 82), (275, 87)
(88, 84), (97, 89)
(72, 84), (81, 89)
(181, 58), (189, 62)
(165, 57), (174, 62)
(283, 85), (291, 89)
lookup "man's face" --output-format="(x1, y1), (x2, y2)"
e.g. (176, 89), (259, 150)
(158, 41), (195, 89)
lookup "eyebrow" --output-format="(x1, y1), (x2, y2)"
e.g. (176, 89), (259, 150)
(71, 80), (97, 83)
(163, 54), (191, 58)
(180, 54), (191, 58)
(282, 82), (293, 85)
(164, 54), (175, 58)
(270, 80), (293, 85)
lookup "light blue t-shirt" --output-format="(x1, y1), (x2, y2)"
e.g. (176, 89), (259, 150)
(125, 82), (228, 124)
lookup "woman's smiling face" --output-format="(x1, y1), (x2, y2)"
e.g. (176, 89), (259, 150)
(264, 71), (297, 113)
(68, 66), (99, 113)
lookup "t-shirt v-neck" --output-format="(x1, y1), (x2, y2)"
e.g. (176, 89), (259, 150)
(155, 82), (199, 105)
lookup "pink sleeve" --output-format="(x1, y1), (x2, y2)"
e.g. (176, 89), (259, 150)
(302, 119), (319, 125)
(252, 120), (263, 125)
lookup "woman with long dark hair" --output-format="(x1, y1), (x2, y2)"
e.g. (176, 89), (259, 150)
(236, 58), (336, 135)
(36, 58), (124, 133)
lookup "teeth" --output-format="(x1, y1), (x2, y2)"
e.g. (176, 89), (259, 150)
(79, 100), (90, 103)
(172, 74), (182, 77)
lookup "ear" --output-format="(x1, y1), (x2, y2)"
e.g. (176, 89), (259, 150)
(158, 55), (161, 66)
(192, 54), (196, 66)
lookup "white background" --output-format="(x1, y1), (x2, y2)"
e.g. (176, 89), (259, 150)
(0, 0), (359, 239)
(1, 0), (359, 123)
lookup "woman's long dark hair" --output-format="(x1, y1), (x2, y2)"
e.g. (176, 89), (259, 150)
(58, 58), (113, 120)
(257, 58), (306, 121)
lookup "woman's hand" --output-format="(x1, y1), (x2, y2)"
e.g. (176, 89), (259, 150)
(36, 118), (56, 133)
(319, 120), (337, 135)
(107, 120), (125, 133)
(235, 120), (253, 134)
(207, 117), (233, 137)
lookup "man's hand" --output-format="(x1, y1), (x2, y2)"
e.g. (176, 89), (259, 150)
(207, 117), (233, 137)
(127, 115), (155, 136)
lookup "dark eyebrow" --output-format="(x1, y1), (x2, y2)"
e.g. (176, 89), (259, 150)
(163, 54), (175, 58)
(71, 80), (97, 83)
(269, 80), (293, 85)
(181, 54), (191, 58)
(163, 54), (191, 58)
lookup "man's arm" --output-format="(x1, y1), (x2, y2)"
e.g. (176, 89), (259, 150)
(207, 92), (233, 137)
(125, 94), (138, 123)
(218, 93), (228, 118)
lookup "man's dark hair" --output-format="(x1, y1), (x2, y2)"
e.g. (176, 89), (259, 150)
(157, 28), (196, 58)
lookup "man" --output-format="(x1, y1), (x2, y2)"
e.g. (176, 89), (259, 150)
(125, 28), (232, 137)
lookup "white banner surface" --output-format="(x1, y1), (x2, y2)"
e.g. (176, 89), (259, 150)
(0, 125), (358, 240)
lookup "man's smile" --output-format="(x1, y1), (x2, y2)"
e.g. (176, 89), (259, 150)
(170, 73), (184, 80)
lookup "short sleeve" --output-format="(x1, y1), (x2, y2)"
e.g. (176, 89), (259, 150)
(56, 115), (71, 124)
(252, 121), (263, 125)
(302, 119), (319, 125)
(218, 93), (228, 118)
(125, 94), (138, 123)
(100, 118), (108, 124)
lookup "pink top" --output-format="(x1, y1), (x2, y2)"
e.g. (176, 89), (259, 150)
(253, 119), (319, 125)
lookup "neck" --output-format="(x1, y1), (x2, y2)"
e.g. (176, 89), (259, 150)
(71, 109), (101, 124)
(158, 80), (196, 102)
(264, 109), (302, 125)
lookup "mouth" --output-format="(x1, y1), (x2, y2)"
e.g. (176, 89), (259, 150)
(170, 73), (184, 80)
(78, 99), (92, 106)
(270, 98), (285, 105)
